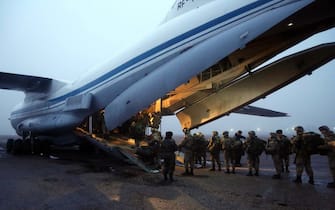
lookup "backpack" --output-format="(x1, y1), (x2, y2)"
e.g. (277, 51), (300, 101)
(303, 132), (325, 155)
(247, 138), (265, 156)
(209, 136), (221, 153)
(222, 137), (234, 151)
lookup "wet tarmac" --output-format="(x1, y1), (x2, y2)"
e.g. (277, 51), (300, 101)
(0, 135), (334, 210)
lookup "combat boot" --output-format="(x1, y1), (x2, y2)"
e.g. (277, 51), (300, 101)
(293, 176), (302, 184)
(308, 177), (314, 185)
(190, 168), (194, 176)
(164, 174), (168, 181)
(169, 173), (174, 182)
(182, 169), (189, 176)
(232, 168), (235, 174)
(246, 171), (253, 176)
(225, 169), (230, 174)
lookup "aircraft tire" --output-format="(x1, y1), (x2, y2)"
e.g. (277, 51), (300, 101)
(12, 139), (23, 155)
(79, 140), (94, 153)
(22, 139), (32, 154)
(6, 139), (14, 153)
(40, 140), (50, 157)
(32, 138), (42, 155)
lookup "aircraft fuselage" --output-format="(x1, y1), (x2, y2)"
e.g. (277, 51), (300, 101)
(9, 0), (314, 136)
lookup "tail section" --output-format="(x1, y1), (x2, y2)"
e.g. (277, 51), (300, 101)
(0, 72), (68, 95)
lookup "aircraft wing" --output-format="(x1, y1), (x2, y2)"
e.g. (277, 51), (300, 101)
(233, 105), (288, 117)
(0, 72), (66, 93)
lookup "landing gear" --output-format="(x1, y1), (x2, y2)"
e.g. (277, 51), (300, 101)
(6, 139), (14, 153)
(6, 137), (50, 156)
(12, 139), (23, 155)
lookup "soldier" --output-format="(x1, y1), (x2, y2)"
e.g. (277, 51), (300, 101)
(234, 130), (246, 166)
(148, 128), (162, 169)
(179, 128), (194, 176)
(244, 131), (265, 176)
(276, 129), (291, 173)
(160, 131), (178, 182)
(208, 131), (222, 171)
(193, 132), (208, 168)
(291, 126), (314, 184)
(222, 131), (235, 174)
(266, 132), (282, 179)
(318, 125), (335, 188)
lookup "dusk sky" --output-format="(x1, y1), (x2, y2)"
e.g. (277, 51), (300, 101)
(0, 0), (334, 137)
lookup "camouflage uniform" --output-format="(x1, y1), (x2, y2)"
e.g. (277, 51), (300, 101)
(291, 126), (314, 184)
(222, 131), (235, 173)
(276, 130), (291, 173)
(233, 130), (245, 166)
(208, 131), (222, 171)
(179, 132), (194, 176)
(319, 126), (335, 188)
(148, 129), (162, 169)
(160, 131), (178, 181)
(193, 132), (208, 168)
(245, 131), (265, 176)
(266, 132), (282, 179)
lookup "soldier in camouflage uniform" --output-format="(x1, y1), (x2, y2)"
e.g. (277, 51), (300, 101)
(148, 128), (162, 169)
(276, 129), (291, 173)
(208, 131), (222, 171)
(318, 125), (335, 188)
(222, 131), (235, 174)
(291, 126), (314, 184)
(244, 131), (265, 176)
(160, 131), (178, 181)
(179, 129), (194, 176)
(266, 132), (282, 179)
(193, 132), (208, 168)
(234, 130), (245, 166)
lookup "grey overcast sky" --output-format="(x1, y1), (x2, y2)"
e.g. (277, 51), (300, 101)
(0, 0), (334, 136)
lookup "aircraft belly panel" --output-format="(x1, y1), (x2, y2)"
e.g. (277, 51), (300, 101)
(177, 43), (335, 129)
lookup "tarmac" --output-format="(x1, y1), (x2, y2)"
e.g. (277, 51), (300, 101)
(0, 135), (334, 210)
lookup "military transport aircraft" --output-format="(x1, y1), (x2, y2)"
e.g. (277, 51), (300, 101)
(0, 0), (334, 149)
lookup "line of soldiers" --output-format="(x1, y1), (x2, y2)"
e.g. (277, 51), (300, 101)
(254, 125), (335, 188)
(139, 125), (335, 188)
(181, 129), (245, 175)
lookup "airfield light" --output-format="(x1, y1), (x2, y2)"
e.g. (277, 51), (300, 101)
(288, 22), (294, 27)
(256, 128), (261, 132)
(230, 128), (234, 132)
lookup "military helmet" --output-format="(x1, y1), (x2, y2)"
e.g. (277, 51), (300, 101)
(212, 131), (218, 135)
(276, 129), (283, 134)
(294, 126), (304, 132)
(319, 125), (330, 132)
(248, 130), (256, 136)
(166, 131), (173, 138)
(223, 131), (229, 135)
